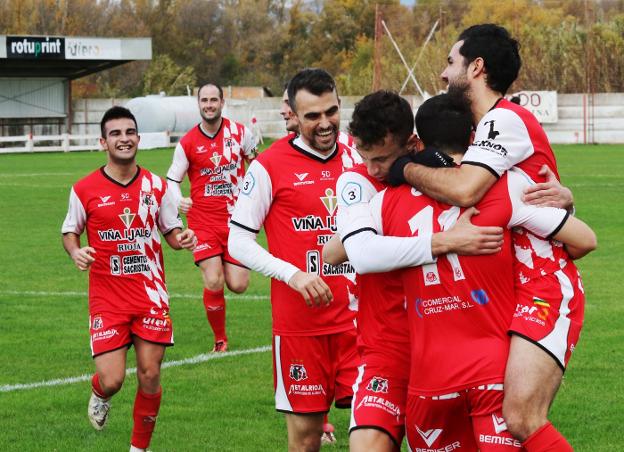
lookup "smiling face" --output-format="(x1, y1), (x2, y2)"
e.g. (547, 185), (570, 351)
(280, 89), (298, 133)
(293, 88), (340, 153)
(198, 84), (224, 124)
(355, 133), (408, 182)
(100, 117), (140, 164)
(441, 40), (470, 93)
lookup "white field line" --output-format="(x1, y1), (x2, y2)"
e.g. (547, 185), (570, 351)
(0, 172), (74, 177)
(0, 345), (271, 393)
(0, 290), (269, 301)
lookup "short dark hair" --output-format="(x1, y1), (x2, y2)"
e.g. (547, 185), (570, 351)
(100, 106), (138, 138)
(458, 24), (521, 95)
(415, 92), (472, 153)
(349, 90), (414, 148)
(198, 83), (224, 100)
(287, 68), (336, 113)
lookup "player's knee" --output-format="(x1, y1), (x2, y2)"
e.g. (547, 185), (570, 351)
(203, 274), (225, 291)
(136, 366), (161, 392)
(503, 400), (545, 441)
(227, 278), (249, 294)
(298, 433), (321, 452)
(100, 373), (125, 395)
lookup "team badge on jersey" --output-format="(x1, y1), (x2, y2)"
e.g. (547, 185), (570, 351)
(320, 188), (337, 215)
(118, 207), (135, 228)
(366, 376), (389, 393)
(210, 152), (222, 167)
(289, 363), (308, 382)
(140, 190), (154, 206)
(92, 316), (103, 330)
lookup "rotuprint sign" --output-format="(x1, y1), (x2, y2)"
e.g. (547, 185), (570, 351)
(7, 36), (65, 59)
(65, 37), (122, 60)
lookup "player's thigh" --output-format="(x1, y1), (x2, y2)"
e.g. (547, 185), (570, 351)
(223, 261), (250, 293)
(350, 428), (398, 452)
(198, 255), (225, 289)
(504, 335), (562, 412)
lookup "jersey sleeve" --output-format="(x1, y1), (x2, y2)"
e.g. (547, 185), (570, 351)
(336, 171), (380, 240)
(241, 125), (258, 160)
(462, 108), (533, 178)
(61, 187), (86, 234)
(230, 159), (272, 233)
(507, 169), (568, 238)
(166, 143), (189, 183)
(158, 185), (184, 234)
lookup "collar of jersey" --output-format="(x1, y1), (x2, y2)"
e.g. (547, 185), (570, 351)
(291, 135), (337, 163)
(99, 165), (141, 187)
(199, 119), (223, 139)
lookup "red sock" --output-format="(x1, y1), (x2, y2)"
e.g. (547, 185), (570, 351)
(203, 288), (227, 342)
(91, 373), (108, 399)
(131, 387), (162, 449)
(522, 421), (573, 452)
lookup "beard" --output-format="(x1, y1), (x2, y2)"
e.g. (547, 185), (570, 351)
(200, 109), (222, 124)
(310, 125), (338, 151)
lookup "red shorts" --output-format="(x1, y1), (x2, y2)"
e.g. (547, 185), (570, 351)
(89, 309), (174, 357)
(406, 385), (522, 452)
(349, 359), (408, 447)
(192, 225), (243, 266)
(510, 265), (585, 369)
(273, 329), (359, 413)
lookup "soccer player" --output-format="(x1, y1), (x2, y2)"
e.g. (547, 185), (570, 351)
(61, 106), (196, 452)
(166, 83), (257, 352)
(388, 24), (583, 449)
(323, 91), (506, 452)
(228, 68), (360, 452)
(348, 92), (595, 451)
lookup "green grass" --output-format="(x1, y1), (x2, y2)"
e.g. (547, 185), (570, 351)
(0, 144), (622, 451)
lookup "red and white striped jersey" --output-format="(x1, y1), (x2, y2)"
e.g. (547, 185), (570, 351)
(230, 136), (360, 336)
(167, 118), (256, 227)
(370, 169), (570, 395)
(62, 167), (182, 314)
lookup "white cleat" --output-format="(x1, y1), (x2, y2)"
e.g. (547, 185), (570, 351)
(321, 422), (337, 445)
(88, 392), (111, 430)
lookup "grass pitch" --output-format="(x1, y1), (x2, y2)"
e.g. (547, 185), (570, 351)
(0, 144), (622, 451)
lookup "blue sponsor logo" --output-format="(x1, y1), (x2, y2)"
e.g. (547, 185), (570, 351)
(471, 289), (489, 305)
(414, 298), (423, 318)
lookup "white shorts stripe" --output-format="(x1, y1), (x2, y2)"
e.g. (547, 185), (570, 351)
(273, 335), (293, 411)
(539, 269), (574, 367)
(349, 363), (366, 430)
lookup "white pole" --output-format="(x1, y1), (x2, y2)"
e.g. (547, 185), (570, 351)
(399, 20), (439, 95)
(381, 20), (425, 98)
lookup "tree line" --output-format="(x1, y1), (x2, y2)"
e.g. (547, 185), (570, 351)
(1, 0), (623, 97)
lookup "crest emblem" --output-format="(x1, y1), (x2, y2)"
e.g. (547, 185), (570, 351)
(92, 316), (103, 330)
(366, 377), (389, 393)
(320, 188), (337, 215)
(289, 363), (308, 382)
(210, 152), (222, 167)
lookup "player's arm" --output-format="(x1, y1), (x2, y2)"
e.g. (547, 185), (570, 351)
(550, 216), (597, 259)
(61, 187), (94, 271)
(166, 143), (192, 213)
(241, 125), (258, 163)
(159, 183), (197, 250)
(322, 234), (348, 265)
(228, 160), (332, 306)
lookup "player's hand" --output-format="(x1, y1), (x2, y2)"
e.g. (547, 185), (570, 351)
(177, 228), (197, 250)
(522, 165), (574, 209)
(411, 146), (455, 169)
(438, 207), (504, 255)
(70, 247), (96, 271)
(178, 197), (193, 214)
(387, 155), (413, 186)
(288, 271), (333, 307)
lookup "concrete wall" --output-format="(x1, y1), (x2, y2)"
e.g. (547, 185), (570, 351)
(64, 93), (624, 144)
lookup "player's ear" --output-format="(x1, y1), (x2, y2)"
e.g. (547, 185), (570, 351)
(470, 57), (485, 78)
(99, 136), (107, 151)
(407, 134), (423, 152)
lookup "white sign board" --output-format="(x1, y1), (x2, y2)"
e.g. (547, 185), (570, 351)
(509, 91), (558, 123)
(65, 38), (121, 60)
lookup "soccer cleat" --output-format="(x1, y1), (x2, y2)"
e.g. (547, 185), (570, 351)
(88, 392), (111, 430)
(212, 340), (228, 353)
(321, 422), (336, 445)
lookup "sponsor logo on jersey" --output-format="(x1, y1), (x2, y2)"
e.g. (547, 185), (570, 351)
(484, 120), (500, 140)
(316, 234), (333, 245)
(121, 192), (131, 201)
(356, 395), (401, 419)
(91, 328), (119, 342)
(97, 195), (115, 207)
(117, 242), (141, 252)
(98, 227), (152, 242)
(118, 207), (135, 228)
(532, 297), (550, 320)
(293, 172), (314, 186)
(122, 255), (151, 274)
(142, 316), (171, 332)
(92, 316), (103, 330)
(320, 188), (338, 215)
(470, 289), (490, 305)
(204, 182), (233, 196)
(415, 426), (443, 447)
(416, 295), (469, 316)
(491, 413), (508, 434)
(199, 162), (237, 177)
(513, 303), (546, 326)
(295, 172), (309, 181)
(210, 152), (222, 167)
(366, 377), (389, 393)
(472, 139), (508, 156)
(479, 434), (521, 447)
(289, 363), (308, 382)
(322, 262), (355, 276)
(196, 145), (208, 154)
(292, 215), (337, 233)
